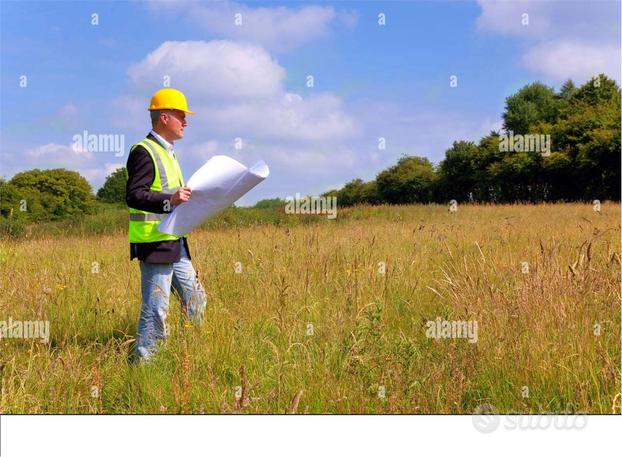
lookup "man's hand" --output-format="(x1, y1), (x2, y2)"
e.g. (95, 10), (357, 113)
(170, 186), (192, 206)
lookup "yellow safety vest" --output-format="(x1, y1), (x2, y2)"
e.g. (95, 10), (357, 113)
(127, 137), (185, 243)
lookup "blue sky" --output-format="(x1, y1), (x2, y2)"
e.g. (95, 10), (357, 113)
(1, 0), (620, 205)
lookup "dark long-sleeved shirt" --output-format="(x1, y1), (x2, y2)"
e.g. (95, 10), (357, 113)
(125, 133), (191, 263)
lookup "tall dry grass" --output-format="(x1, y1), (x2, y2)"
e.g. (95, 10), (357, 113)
(0, 203), (619, 413)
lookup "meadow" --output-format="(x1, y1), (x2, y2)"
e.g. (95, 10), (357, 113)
(0, 203), (619, 414)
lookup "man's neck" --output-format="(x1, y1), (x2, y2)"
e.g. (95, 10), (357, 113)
(151, 128), (174, 146)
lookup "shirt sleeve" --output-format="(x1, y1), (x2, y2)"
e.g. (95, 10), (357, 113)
(125, 145), (174, 214)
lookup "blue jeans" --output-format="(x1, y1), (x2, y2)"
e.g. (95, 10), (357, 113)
(135, 243), (207, 361)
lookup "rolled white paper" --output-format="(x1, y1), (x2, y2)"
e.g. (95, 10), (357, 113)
(158, 155), (270, 236)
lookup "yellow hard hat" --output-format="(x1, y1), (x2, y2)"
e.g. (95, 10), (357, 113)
(148, 88), (194, 114)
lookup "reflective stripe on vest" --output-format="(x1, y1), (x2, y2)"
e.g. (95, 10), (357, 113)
(141, 139), (171, 191)
(129, 213), (167, 222)
(127, 137), (184, 243)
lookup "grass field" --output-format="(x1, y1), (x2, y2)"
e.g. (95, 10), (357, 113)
(0, 203), (619, 414)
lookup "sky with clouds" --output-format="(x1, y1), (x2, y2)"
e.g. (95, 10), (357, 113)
(1, 0), (620, 205)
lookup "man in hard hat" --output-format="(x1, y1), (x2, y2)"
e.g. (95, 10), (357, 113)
(125, 88), (207, 362)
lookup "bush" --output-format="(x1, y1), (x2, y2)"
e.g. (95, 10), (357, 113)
(0, 217), (25, 239)
(97, 167), (127, 203)
(253, 198), (286, 209)
(7, 169), (96, 221)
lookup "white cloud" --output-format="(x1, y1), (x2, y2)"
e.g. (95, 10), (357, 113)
(187, 140), (219, 162)
(81, 162), (125, 186)
(522, 41), (621, 83)
(258, 144), (359, 174)
(8, 143), (118, 191)
(476, 0), (554, 37)
(476, 0), (619, 40)
(79, 168), (109, 186)
(128, 40), (285, 101)
(105, 162), (124, 174)
(121, 40), (357, 142)
(146, 1), (347, 52)
(476, 0), (621, 83)
(25, 142), (93, 162)
(111, 39), (360, 202)
(198, 92), (357, 141)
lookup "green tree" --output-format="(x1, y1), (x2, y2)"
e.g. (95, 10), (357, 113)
(314, 74), (621, 205)
(571, 74), (620, 107)
(487, 150), (543, 202)
(8, 169), (96, 221)
(0, 180), (43, 221)
(552, 74), (621, 200)
(502, 82), (560, 134)
(541, 152), (574, 201)
(436, 141), (480, 202)
(97, 167), (128, 204)
(334, 178), (379, 206)
(254, 198), (287, 209)
(376, 156), (436, 204)
(559, 79), (577, 100)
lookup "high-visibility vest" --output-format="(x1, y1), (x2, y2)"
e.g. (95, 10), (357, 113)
(127, 137), (185, 243)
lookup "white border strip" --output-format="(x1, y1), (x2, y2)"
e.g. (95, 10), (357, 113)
(2, 415), (621, 457)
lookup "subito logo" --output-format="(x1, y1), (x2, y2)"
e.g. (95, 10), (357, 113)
(472, 403), (500, 433)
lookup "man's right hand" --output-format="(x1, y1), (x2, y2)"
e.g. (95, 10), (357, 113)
(170, 186), (192, 206)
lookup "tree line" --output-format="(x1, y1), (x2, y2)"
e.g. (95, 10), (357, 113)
(321, 74), (620, 206)
(1, 73), (619, 227)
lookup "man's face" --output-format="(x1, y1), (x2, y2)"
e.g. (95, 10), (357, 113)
(160, 109), (187, 141)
